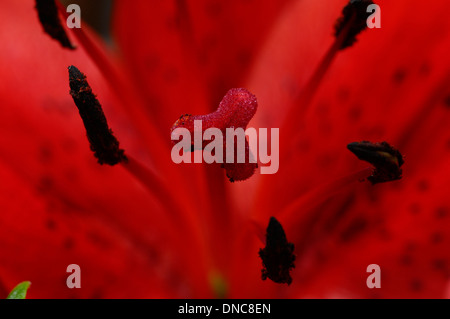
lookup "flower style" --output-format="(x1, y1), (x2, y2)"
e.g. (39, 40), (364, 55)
(1, 0), (450, 299)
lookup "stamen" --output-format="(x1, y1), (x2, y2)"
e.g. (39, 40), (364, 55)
(334, 0), (374, 50)
(68, 65), (127, 165)
(347, 141), (404, 184)
(68, 66), (195, 221)
(55, 2), (171, 168)
(281, 1), (375, 147)
(259, 217), (295, 285)
(35, 0), (75, 49)
(171, 88), (258, 182)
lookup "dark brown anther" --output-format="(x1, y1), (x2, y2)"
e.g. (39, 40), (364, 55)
(69, 66), (127, 165)
(334, 0), (375, 50)
(259, 217), (295, 285)
(35, 0), (75, 50)
(347, 141), (404, 184)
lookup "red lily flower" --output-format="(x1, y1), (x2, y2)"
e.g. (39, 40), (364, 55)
(1, 0), (450, 299)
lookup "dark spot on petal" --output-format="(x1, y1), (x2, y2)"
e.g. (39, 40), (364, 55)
(38, 176), (54, 194)
(62, 137), (78, 153)
(237, 50), (252, 67)
(64, 168), (79, 182)
(205, 1), (222, 17)
(323, 195), (355, 232)
(409, 203), (421, 215)
(367, 188), (381, 202)
(314, 249), (327, 266)
(198, 35), (219, 66)
(46, 219), (56, 230)
(348, 104), (363, 121)
(90, 289), (103, 299)
(435, 207), (449, 219)
(378, 227), (391, 241)
(432, 259), (449, 277)
(317, 152), (334, 168)
(393, 68), (407, 84)
(431, 232), (444, 244)
(445, 139), (450, 151)
(432, 259), (447, 271)
(298, 139), (312, 152)
(64, 237), (75, 250)
(405, 241), (418, 252)
(39, 143), (53, 164)
(443, 95), (450, 108)
(87, 232), (111, 250)
(410, 279), (424, 292)
(340, 217), (367, 242)
(399, 254), (413, 266)
(417, 179), (430, 192)
(173, 0), (190, 31)
(166, 15), (179, 31)
(419, 62), (431, 77)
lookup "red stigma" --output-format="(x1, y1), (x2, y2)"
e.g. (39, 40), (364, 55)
(171, 88), (259, 182)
